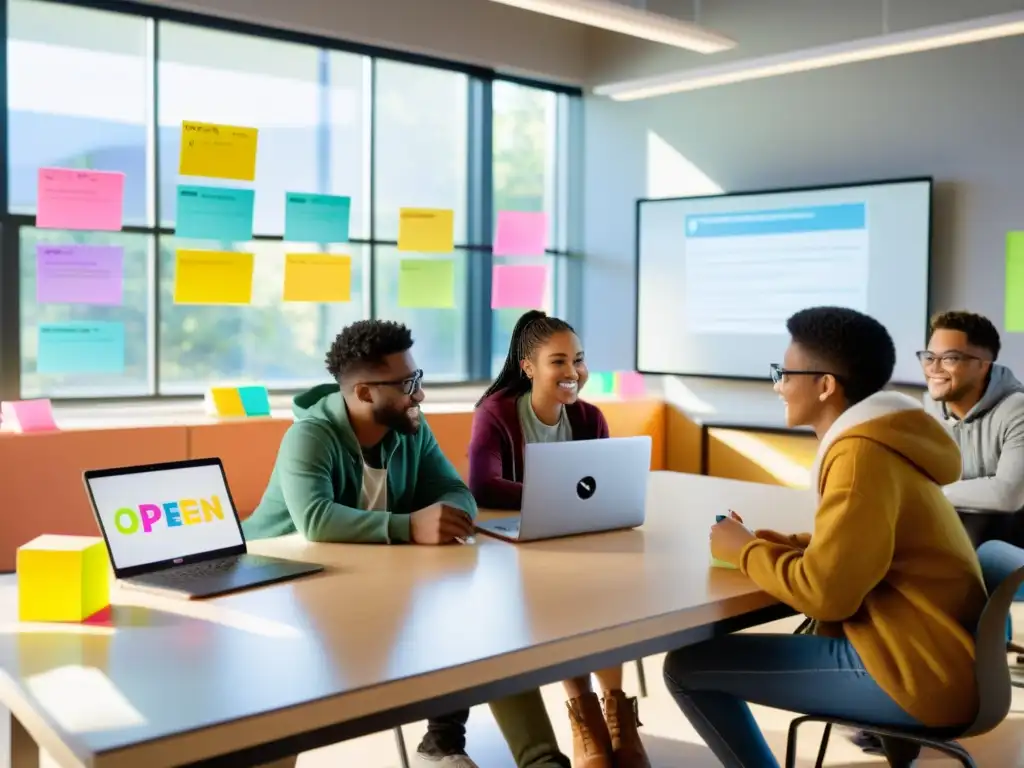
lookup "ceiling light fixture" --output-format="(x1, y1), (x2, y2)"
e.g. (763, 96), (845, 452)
(594, 9), (1024, 101)
(484, 0), (735, 54)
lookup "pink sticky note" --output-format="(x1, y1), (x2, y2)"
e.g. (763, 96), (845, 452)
(616, 371), (646, 399)
(0, 399), (58, 433)
(36, 168), (125, 231)
(491, 265), (548, 309)
(37, 244), (124, 305)
(494, 211), (548, 256)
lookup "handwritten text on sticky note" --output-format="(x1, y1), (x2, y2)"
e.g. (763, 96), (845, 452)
(36, 244), (124, 306)
(179, 121), (259, 181)
(36, 168), (125, 231)
(175, 185), (255, 241)
(173, 250), (254, 305)
(37, 322), (126, 375)
(283, 254), (352, 302)
(494, 211), (548, 256)
(398, 208), (455, 253)
(398, 259), (455, 308)
(284, 193), (351, 243)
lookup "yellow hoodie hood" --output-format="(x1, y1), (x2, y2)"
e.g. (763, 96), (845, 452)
(810, 391), (962, 493)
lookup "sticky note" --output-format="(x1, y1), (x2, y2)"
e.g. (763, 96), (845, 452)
(179, 121), (259, 181)
(1007, 233), (1024, 332)
(711, 557), (739, 570)
(37, 322), (125, 375)
(283, 254), (352, 302)
(491, 264), (547, 309)
(398, 208), (455, 253)
(175, 185), (255, 241)
(36, 168), (125, 231)
(588, 371), (616, 396)
(208, 387), (246, 417)
(616, 371), (646, 399)
(398, 259), (455, 308)
(36, 244), (123, 306)
(174, 250), (254, 305)
(284, 193), (351, 243)
(238, 385), (272, 417)
(1, 399), (58, 433)
(17, 535), (110, 623)
(494, 211), (548, 256)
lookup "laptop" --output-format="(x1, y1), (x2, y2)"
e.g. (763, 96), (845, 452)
(475, 436), (652, 543)
(83, 457), (323, 599)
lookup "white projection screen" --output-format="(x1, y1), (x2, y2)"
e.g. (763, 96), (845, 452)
(634, 178), (932, 385)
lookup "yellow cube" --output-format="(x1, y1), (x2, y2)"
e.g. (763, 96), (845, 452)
(17, 535), (110, 623)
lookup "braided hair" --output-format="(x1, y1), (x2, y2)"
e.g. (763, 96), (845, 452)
(476, 310), (575, 406)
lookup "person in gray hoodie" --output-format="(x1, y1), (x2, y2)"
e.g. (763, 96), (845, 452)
(920, 311), (1024, 517)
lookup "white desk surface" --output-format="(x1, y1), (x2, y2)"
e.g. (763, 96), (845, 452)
(0, 472), (815, 768)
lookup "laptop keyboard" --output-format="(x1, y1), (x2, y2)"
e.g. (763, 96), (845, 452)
(132, 555), (245, 587)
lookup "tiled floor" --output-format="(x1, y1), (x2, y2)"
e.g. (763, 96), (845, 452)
(4, 614), (1024, 767)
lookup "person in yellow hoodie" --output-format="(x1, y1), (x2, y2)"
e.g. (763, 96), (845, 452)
(662, 306), (987, 767)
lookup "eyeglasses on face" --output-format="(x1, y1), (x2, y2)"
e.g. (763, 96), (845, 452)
(916, 350), (981, 369)
(360, 369), (424, 396)
(769, 363), (841, 385)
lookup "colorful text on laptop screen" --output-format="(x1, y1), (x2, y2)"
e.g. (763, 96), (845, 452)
(87, 464), (244, 569)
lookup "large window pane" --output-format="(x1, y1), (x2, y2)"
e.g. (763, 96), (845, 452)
(20, 229), (152, 397)
(328, 51), (372, 240)
(159, 239), (367, 392)
(374, 247), (467, 381)
(491, 82), (559, 375)
(8, 0), (150, 224)
(158, 25), (327, 235)
(374, 61), (468, 242)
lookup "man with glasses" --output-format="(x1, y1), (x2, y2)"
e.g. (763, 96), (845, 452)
(244, 319), (570, 768)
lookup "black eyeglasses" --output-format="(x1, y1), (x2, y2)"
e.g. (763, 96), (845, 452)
(769, 363), (842, 385)
(916, 350), (982, 369)
(360, 369), (424, 396)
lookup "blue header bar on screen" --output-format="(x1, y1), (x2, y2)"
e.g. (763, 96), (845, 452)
(685, 203), (866, 238)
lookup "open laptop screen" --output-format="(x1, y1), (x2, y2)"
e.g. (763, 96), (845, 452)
(86, 463), (244, 570)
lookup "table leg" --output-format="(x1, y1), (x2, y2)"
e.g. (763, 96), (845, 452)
(10, 712), (40, 768)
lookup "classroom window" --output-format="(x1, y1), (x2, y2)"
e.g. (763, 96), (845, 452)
(1, 0), (578, 401)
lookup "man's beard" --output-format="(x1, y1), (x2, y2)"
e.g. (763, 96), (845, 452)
(373, 403), (420, 434)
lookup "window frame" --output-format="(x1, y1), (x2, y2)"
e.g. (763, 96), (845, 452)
(0, 0), (581, 403)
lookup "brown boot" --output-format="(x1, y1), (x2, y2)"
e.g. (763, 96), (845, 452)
(604, 690), (651, 768)
(567, 693), (614, 768)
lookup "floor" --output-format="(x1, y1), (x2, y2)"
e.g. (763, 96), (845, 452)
(4, 614), (1024, 767)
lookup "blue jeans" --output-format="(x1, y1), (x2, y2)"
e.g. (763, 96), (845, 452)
(662, 634), (922, 768)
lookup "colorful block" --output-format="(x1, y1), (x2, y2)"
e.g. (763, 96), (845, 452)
(206, 386), (246, 417)
(17, 535), (110, 623)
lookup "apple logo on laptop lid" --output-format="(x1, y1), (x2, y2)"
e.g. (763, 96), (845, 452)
(576, 476), (597, 500)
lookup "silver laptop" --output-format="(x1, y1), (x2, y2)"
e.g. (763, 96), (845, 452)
(83, 458), (322, 599)
(476, 436), (652, 543)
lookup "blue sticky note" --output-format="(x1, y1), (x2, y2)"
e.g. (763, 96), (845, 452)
(284, 193), (351, 243)
(176, 184), (255, 241)
(237, 385), (271, 416)
(37, 322), (125, 374)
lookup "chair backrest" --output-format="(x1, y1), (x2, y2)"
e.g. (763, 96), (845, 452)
(966, 540), (1024, 736)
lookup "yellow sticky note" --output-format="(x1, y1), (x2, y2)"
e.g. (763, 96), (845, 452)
(398, 259), (455, 309)
(398, 208), (455, 253)
(179, 121), (259, 181)
(174, 250), (254, 305)
(209, 387), (246, 417)
(17, 535), (110, 622)
(283, 254), (352, 302)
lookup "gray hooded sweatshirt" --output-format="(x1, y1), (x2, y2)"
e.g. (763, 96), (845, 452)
(923, 364), (1024, 512)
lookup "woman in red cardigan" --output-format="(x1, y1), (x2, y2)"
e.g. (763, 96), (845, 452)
(469, 310), (650, 768)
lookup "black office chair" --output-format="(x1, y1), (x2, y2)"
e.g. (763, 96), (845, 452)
(784, 539), (1024, 768)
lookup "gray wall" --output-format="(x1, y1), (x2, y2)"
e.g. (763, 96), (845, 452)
(581, 0), (1024, 375)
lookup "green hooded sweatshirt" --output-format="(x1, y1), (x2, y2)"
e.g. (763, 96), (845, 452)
(242, 384), (477, 543)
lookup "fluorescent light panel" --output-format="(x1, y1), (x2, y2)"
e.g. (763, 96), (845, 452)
(485, 0), (735, 54)
(595, 10), (1024, 101)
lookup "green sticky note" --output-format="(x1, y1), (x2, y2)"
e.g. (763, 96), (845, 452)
(588, 371), (615, 395)
(711, 557), (739, 570)
(1007, 233), (1024, 332)
(398, 259), (455, 308)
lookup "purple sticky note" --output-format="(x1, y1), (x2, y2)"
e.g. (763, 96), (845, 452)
(494, 211), (548, 256)
(36, 168), (125, 231)
(491, 264), (548, 309)
(1, 399), (58, 433)
(616, 371), (646, 399)
(36, 245), (124, 306)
